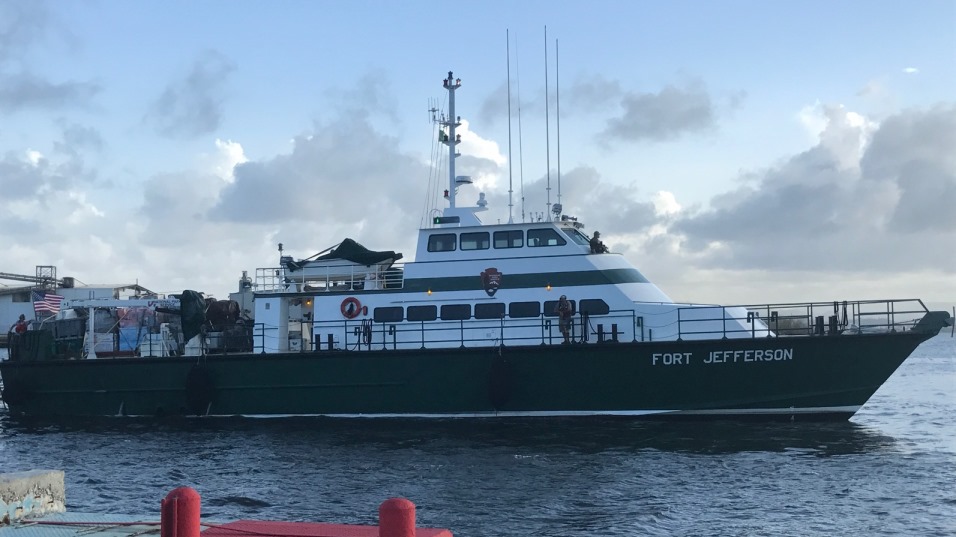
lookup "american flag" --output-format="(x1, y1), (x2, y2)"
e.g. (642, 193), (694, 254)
(32, 290), (65, 315)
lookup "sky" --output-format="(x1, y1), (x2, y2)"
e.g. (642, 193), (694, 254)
(1, 0), (955, 309)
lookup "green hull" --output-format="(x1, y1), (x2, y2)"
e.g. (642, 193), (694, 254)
(0, 329), (939, 420)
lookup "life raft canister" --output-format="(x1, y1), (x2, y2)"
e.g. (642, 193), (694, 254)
(341, 297), (363, 319)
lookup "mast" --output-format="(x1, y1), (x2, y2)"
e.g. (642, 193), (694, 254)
(507, 31), (514, 224)
(441, 71), (462, 210)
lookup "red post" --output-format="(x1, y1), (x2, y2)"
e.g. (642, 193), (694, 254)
(161, 487), (201, 537)
(379, 497), (415, 537)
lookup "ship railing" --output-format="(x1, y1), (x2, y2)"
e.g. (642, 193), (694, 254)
(254, 264), (406, 293)
(306, 316), (597, 351)
(674, 298), (931, 340)
(283, 309), (665, 352)
(247, 298), (932, 353)
(140, 313), (633, 355)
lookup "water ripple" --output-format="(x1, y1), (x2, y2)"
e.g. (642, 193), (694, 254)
(1, 334), (954, 536)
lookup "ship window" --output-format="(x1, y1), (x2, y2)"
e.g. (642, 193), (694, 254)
(579, 299), (610, 315)
(460, 232), (490, 251)
(427, 233), (457, 252)
(373, 306), (404, 322)
(544, 299), (576, 317)
(509, 301), (540, 318)
(564, 228), (591, 246)
(527, 228), (567, 247)
(407, 305), (437, 322)
(12, 291), (30, 303)
(474, 302), (505, 319)
(493, 230), (524, 249)
(440, 304), (471, 320)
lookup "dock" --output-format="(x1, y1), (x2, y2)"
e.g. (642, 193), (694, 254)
(1, 472), (452, 537)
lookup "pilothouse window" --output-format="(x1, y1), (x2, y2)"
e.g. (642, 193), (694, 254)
(493, 230), (523, 249)
(565, 228), (591, 246)
(527, 228), (567, 247)
(427, 233), (457, 252)
(460, 232), (490, 251)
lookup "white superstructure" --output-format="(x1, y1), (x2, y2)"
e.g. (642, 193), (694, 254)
(243, 71), (771, 354)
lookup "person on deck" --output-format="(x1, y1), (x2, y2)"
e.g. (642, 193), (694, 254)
(13, 314), (29, 334)
(590, 231), (608, 254)
(555, 295), (572, 344)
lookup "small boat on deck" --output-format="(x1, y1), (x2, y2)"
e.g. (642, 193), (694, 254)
(0, 71), (950, 420)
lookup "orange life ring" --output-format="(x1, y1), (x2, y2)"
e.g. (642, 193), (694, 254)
(341, 297), (362, 319)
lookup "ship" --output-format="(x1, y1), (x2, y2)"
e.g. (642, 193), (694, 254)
(0, 71), (951, 420)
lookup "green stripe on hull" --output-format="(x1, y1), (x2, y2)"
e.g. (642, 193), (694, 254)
(0, 331), (932, 420)
(403, 268), (649, 293)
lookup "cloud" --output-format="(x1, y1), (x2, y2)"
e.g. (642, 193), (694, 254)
(138, 169), (227, 247)
(123, 108), (437, 293)
(208, 117), (428, 228)
(53, 123), (104, 156)
(568, 75), (624, 112)
(856, 80), (884, 98)
(653, 191), (681, 216)
(0, 148), (107, 256)
(0, 1), (49, 66)
(322, 70), (398, 121)
(902, 67), (919, 74)
(0, 145), (96, 202)
(478, 81), (508, 125)
(799, 103), (877, 171)
(481, 165), (659, 239)
(0, 73), (100, 111)
(115, 73), (495, 295)
(208, 139), (247, 183)
(666, 104), (956, 272)
(0, 2), (98, 112)
(598, 82), (717, 144)
(451, 119), (507, 191)
(146, 50), (236, 138)
(862, 105), (956, 232)
(0, 151), (51, 200)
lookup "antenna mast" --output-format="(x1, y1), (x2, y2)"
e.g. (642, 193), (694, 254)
(440, 72), (462, 210)
(544, 26), (551, 218)
(506, 30), (514, 224)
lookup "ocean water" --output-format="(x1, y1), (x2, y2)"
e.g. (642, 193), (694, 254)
(1, 334), (954, 536)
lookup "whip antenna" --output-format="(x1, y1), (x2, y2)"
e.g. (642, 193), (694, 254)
(516, 34), (526, 222)
(507, 30), (514, 224)
(544, 25), (551, 218)
(556, 38), (562, 216)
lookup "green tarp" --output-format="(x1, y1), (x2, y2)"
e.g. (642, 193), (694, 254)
(179, 290), (206, 343)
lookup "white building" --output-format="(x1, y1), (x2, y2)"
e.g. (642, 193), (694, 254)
(1, 279), (155, 342)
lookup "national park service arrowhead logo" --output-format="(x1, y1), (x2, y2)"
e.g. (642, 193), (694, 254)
(480, 267), (503, 297)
